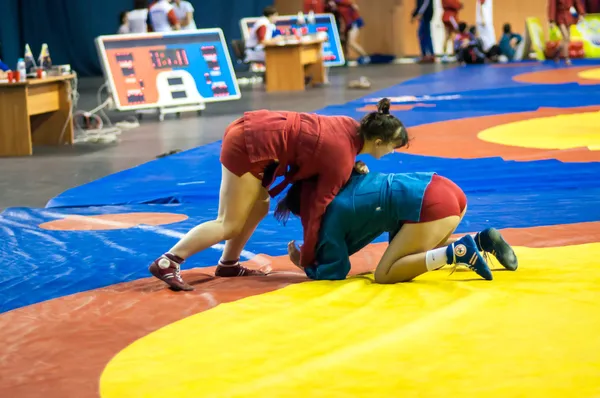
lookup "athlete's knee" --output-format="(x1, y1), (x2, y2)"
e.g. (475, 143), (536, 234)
(257, 197), (270, 215)
(374, 271), (393, 284)
(374, 263), (394, 284)
(221, 220), (245, 240)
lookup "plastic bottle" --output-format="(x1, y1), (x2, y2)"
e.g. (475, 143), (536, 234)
(17, 58), (27, 82)
(296, 12), (306, 39)
(307, 10), (317, 36)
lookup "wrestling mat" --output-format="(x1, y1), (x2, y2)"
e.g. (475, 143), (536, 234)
(1, 60), (600, 398)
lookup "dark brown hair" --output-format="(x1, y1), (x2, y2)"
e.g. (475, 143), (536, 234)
(274, 181), (304, 225)
(133, 0), (148, 10)
(263, 6), (278, 17)
(359, 98), (409, 149)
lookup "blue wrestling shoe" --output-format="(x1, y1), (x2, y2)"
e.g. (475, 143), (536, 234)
(475, 228), (518, 271)
(446, 235), (493, 281)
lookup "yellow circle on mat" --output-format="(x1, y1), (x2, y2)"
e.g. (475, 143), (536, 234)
(578, 68), (600, 81)
(100, 244), (600, 398)
(478, 111), (600, 150)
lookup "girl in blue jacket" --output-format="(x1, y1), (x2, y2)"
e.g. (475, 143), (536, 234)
(279, 167), (517, 283)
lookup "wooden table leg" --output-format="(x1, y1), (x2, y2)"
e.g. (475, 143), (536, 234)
(31, 81), (74, 146)
(305, 44), (326, 86)
(265, 46), (305, 92)
(0, 85), (32, 156)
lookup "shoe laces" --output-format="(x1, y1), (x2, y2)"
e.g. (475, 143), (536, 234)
(447, 245), (490, 275)
(174, 264), (184, 282)
(481, 250), (497, 270)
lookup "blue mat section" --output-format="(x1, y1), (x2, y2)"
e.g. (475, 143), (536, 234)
(4, 156), (600, 311)
(2, 60), (600, 313)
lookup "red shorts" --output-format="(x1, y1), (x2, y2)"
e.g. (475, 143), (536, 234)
(407, 175), (467, 223)
(220, 118), (275, 182)
(555, 11), (577, 27)
(442, 12), (458, 31)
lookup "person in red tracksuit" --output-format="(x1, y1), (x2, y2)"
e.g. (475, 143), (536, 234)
(442, 0), (463, 61)
(548, 0), (585, 65)
(586, 0), (600, 12)
(335, 0), (370, 63)
(304, 0), (325, 13)
(149, 99), (410, 291)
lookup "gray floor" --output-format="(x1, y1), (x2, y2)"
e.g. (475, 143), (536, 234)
(0, 63), (448, 210)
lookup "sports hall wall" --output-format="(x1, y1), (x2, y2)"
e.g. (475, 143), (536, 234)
(275, 0), (549, 56)
(0, 0), (272, 77)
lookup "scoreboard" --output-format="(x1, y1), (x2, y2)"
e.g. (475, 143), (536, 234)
(240, 14), (345, 67)
(96, 29), (240, 111)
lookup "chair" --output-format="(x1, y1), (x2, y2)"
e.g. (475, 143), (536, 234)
(230, 39), (265, 83)
(231, 39), (247, 65)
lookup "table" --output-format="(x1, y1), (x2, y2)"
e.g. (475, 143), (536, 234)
(264, 36), (326, 93)
(0, 74), (75, 157)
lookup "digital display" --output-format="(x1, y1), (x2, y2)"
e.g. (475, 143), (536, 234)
(150, 49), (189, 69)
(171, 91), (187, 99)
(240, 14), (345, 67)
(96, 29), (241, 111)
(127, 89), (145, 104)
(167, 77), (184, 85)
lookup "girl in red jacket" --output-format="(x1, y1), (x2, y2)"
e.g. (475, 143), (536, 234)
(149, 99), (409, 291)
(336, 0), (370, 63)
(548, 0), (585, 65)
(442, 0), (463, 61)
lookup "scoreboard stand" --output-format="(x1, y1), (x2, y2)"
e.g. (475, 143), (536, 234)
(96, 29), (241, 121)
(240, 13), (345, 69)
(133, 103), (206, 122)
(159, 103), (205, 122)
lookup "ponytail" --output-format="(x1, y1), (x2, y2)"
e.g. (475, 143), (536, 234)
(359, 97), (409, 149)
(377, 97), (391, 115)
(274, 181), (303, 225)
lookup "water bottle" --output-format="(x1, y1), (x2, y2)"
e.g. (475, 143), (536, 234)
(296, 12), (306, 38)
(297, 12), (306, 26)
(307, 10), (317, 34)
(17, 58), (27, 82)
(308, 10), (316, 28)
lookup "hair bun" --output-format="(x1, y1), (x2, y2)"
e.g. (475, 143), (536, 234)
(377, 98), (391, 115)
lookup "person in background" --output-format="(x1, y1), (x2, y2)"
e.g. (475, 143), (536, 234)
(304, 0), (325, 13)
(469, 25), (500, 62)
(149, 0), (180, 32)
(441, 0), (463, 62)
(245, 6), (280, 63)
(548, 0), (585, 65)
(118, 11), (130, 34)
(498, 23), (522, 61)
(336, 0), (370, 64)
(586, 0), (600, 12)
(324, 1), (345, 52)
(454, 22), (485, 65)
(127, 0), (150, 33)
(171, 0), (197, 30)
(412, 0), (435, 63)
(476, 0), (496, 51)
(0, 57), (9, 80)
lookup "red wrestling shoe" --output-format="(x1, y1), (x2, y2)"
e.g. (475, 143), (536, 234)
(215, 261), (268, 277)
(149, 255), (194, 291)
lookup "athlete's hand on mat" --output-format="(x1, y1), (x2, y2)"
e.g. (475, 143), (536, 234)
(288, 241), (302, 268)
(354, 161), (369, 174)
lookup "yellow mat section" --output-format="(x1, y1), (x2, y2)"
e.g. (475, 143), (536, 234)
(579, 68), (600, 81)
(477, 111), (600, 150)
(100, 244), (600, 398)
